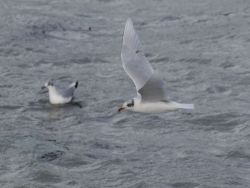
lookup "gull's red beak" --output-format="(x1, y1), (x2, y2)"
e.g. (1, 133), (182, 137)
(118, 106), (125, 112)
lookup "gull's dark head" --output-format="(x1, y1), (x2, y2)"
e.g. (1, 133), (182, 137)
(41, 80), (54, 91)
(118, 99), (135, 112)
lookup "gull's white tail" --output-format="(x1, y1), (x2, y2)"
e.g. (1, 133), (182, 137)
(172, 102), (194, 110)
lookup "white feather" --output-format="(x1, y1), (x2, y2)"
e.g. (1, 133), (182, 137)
(121, 18), (154, 91)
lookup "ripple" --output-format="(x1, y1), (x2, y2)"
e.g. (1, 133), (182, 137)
(70, 57), (109, 64)
(47, 30), (88, 41)
(151, 56), (170, 63)
(205, 85), (230, 94)
(0, 84), (12, 88)
(97, 0), (114, 2)
(113, 116), (130, 125)
(59, 156), (89, 167)
(134, 115), (167, 130)
(128, 181), (148, 188)
(32, 170), (61, 183)
(0, 47), (20, 57)
(220, 61), (236, 69)
(227, 150), (250, 160)
(170, 182), (199, 188)
(96, 158), (124, 168)
(160, 15), (182, 22)
(189, 113), (241, 131)
(84, 153), (99, 160)
(26, 22), (66, 39)
(0, 105), (22, 110)
(179, 40), (193, 45)
(38, 150), (65, 162)
(179, 58), (212, 65)
(88, 139), (123, 151)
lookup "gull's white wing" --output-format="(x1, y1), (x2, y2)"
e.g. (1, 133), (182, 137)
(121, 18), (154, 91)
(138, 73), (167, 102)
(121, 18), (166, 102)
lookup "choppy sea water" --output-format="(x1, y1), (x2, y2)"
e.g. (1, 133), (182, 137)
(0, 0), (250, 187)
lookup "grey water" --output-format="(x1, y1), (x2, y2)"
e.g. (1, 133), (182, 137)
(0, 0), (250, 187)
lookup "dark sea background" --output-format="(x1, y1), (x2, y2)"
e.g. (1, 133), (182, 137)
(0, 0), (250, 187)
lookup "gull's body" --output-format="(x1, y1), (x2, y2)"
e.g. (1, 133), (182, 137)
(43, 81), (78, 105)
(118, 18), (194, 113)
(132, 99), (193, 113)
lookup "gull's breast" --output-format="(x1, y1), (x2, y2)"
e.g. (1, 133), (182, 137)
(49, 89), (72, 104)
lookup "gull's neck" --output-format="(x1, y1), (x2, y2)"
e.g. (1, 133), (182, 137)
(48, 86), (58, 97)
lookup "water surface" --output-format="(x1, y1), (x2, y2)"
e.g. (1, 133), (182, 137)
(0, 0), (250, 187)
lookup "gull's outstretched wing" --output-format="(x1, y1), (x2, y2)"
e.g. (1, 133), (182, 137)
(121, 18), (154, 91)
(121, 18), (166, 102)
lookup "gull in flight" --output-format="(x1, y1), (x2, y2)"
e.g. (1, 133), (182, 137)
(118, 18), (194, 113)
(41, 80), (78, 105)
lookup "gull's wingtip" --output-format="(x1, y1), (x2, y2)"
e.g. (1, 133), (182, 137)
(69, 81), (78, 89)
(126, 18), (133, 25)
(123, 17), (140, 48)
(75, 80), (78, 88)
(124, 18), (134, 32)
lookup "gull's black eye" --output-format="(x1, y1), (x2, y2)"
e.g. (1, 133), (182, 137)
(127, 99), (134, 107)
